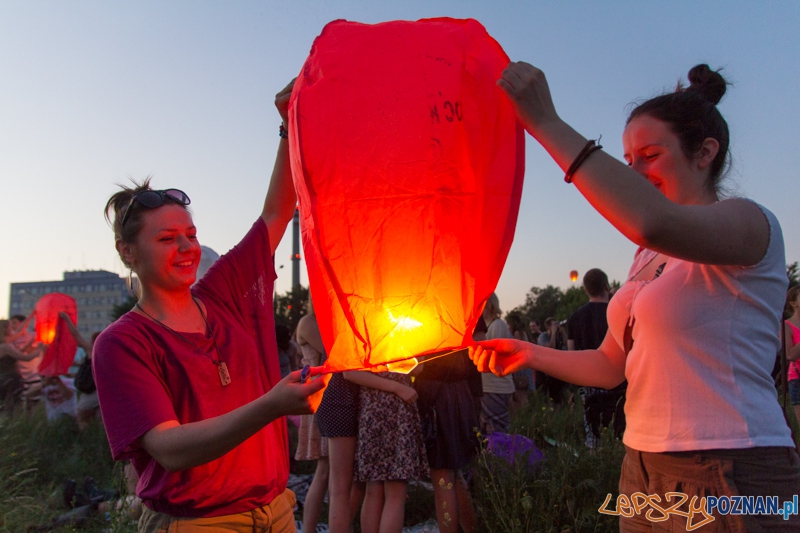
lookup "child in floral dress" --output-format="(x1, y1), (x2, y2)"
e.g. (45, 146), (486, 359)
(345, 371), (429, 533)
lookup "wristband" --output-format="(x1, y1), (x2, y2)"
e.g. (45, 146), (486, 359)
(565, 137), (603, 183)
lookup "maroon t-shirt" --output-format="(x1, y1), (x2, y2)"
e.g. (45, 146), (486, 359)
(93, 219), (288, 517)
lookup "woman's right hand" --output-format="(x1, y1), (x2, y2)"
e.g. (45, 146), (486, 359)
(497, 61), (561, 136)
(469, 339), (533, 377)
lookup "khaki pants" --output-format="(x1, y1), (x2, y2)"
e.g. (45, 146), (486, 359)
(138, 489), (296, 533)
(619, 446), (800, 532)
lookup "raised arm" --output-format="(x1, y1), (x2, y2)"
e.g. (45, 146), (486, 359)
(261, 79), (298, 256)
(497, 62), (768, 266)
(59, 312), (93, 355)
(140, 369), (326, 472)
(470, 329), (626, 390)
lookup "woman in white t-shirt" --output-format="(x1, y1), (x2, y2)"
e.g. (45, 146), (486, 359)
(471, 63), (800, 531)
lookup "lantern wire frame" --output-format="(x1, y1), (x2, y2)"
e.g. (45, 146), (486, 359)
(308, 346), (469, 376)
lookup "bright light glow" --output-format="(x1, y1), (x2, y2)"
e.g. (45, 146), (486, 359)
(41, 326), (56, 344)
(372, 306), (441, 368)
(387, 310), (422, 331)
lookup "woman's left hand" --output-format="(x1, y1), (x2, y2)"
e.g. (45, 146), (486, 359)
(267, 368), (328, 416)
(275, 78), (296, 125)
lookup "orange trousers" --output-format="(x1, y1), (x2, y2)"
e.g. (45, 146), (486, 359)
(138, 489), (296, 533)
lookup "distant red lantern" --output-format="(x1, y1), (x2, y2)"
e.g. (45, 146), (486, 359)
(34, 293), (78, 377)
(570, 270), (579, 283)
(289, 18), (524, 372)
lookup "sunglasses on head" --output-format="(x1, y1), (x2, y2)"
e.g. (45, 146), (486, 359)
(120, 189), (191, 228)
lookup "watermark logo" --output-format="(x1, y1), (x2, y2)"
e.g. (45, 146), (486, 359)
(599, 492), (799, 531)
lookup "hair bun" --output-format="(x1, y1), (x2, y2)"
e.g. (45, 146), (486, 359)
(685, 64), (727, 105)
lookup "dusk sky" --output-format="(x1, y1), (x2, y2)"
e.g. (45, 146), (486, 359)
(2, 1), (799, 318)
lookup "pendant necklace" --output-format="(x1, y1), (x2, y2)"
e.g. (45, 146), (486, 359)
(135, 299), (231, 386)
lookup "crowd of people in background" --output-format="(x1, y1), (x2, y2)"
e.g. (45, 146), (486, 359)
(0, 312), (104, 426)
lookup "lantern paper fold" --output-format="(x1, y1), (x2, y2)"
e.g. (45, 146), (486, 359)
(35, 293), (78, 377)
(289, 18), (525, 372)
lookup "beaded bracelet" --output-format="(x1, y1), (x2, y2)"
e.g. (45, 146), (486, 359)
(279, 123), (288, 139)
(564, 137), (603, 183)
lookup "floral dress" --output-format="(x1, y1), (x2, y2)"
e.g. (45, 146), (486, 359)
(356, 372), (429, 481)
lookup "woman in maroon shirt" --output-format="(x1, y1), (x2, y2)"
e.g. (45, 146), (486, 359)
(94, 81), (325, 532)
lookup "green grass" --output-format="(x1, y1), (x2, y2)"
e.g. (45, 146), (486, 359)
(0, 404), (131, 532)
(4, 390), (796, 532)
(472, 390), (624, 533)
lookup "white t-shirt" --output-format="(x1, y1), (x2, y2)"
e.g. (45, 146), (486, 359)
(481, 318), (515, 394)
(607, 201), (793, 452)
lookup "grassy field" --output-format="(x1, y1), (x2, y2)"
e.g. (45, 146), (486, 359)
(3, 390), (797, 532)
(470, 391), (624, 533)
(0, 405), (130, 532)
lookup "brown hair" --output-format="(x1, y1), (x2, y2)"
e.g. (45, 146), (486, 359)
(484, 293), (501, 321)
(583, 268), (610, 298)
(104, 177), (190, 268)
(628, 64), (730, 194)
(505, 311), (525, 334)
(785, 285), (800, 320)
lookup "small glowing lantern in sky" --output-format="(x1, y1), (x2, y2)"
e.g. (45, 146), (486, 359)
(34, 293), (78, 377)
(289, 18), (524, 372)
(570, 270), (579, 283)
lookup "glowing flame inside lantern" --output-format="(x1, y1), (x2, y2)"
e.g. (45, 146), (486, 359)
(34, 293), (78, 377)
(570, 270), (579, 283)
(39, 324), (57, 344)
(387, 311), (423, 332)
(373, 304), (441, 363)
(34, 293), (76, 345)
(379, 310), (426, 372)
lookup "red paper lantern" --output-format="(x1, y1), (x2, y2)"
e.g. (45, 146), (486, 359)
(289, 18), (524, 372)
(34, 293), (78, 377)
(570, 270), (579, 283)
